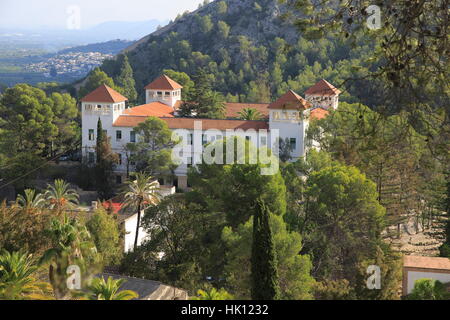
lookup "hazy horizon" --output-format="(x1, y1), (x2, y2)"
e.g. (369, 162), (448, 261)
(0, 0), (205, 30)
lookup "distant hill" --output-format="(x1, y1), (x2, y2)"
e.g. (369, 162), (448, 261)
(99, 0), (379, 107)
(58, 40), (134, 55)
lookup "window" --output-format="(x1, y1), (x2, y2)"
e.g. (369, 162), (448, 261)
(187, 157), (193, 168)
(260, 136), (267, 146)
(88, 129), (94, 141)
(130, 131), (136, 143)
(245, 136), (251, 141)
(157, 91), (163, 97)
(117, 153), (122, 165)
(187, 133), (193, 145)
(290, 138), (297, 150)
(88, 152), (95, 164)
(202, 134), (207, 145)
(116, 175), (122, 184)
(274, 112), (280, 120)
(116, 130), (122, 141)
(165, 91), (170, 96)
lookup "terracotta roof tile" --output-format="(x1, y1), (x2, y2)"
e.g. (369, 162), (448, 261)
(404, 256), (450, 270)
(144, 75), (183, 90)
(81, 84), (128, 103)
(114, 116), (269, 131)
(268, 90), (311, 110)
(225, 103), (270, 119)
(123, 102), (174, 117)
(305, 79), (341, 96)
(310, 107), (329, 120)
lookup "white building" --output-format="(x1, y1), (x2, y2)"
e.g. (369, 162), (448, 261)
(81, 75), (340, 189)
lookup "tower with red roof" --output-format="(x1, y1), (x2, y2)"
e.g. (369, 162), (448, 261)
(305, 79), (341, 110)
(144, 75), (183, 108)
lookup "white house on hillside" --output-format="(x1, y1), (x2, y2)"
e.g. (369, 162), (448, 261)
(81, 75), (341, 189)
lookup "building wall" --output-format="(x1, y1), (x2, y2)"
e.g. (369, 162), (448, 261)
(145, 89), (181, 107)
(403, 267), (450, 295)
(306, 94), (339, 110)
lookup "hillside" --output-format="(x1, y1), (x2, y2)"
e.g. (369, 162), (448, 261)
(58, 40), (134, 55)
(99, 0), (379, 106)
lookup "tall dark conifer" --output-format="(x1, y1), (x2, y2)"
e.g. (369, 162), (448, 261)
(251, 199), (280, 300)
(96, 118), (104, 164)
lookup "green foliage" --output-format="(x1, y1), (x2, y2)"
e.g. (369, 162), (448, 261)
(222, 212), (314, 300)
(407, 279), (450, 300)
(78, 277), (138, 300)
(79, 67), (121, 98)
(162, 69), (194, 99)
(251, 200), (279, 300)
(0, 84), (79, 190)
(189, 137), (286, 228)
(121, 173), (160, 251)
(138, 193), (216, 292)
(217, 21), (230, 40)
(95, 118), (118, 199)
(39, 215), (99, 299)
(115, 55), (137, 103)
(129, 117), (178, 177)
(179, 68), (225, 119)
(86, 208), (123, 266)
(302, 163), (386, 284)
(0, 250), (52, 300)
(308, 102), (446, 232)
(44, 179), (79, 212)
(238, 108), (263, 120)
(191, 287), (233, 300)
(0, 203), (50, 255)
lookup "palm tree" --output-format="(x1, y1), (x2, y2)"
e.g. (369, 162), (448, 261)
(78, 277), (138, 300)
(121, 173), (160, 251)
(44, 179), (79, 212)
(238, 108), (263, 120)
(191, 288), (233, 300)
(39, 215), (95, 299)
(16, 189), (45, 211)
(0, 250), (52, 300)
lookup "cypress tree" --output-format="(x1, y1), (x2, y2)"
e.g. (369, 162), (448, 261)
(115, 55), (137, 103)
(96, 118), (104, 164)
(251, 199), (280, 300)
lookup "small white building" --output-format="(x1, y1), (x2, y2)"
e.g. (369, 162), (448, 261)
(403, 255), (450, 296)
(81, 75), (340, 189)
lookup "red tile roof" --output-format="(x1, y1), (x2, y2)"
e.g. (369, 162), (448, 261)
(225, 103), (270, 119)
(404, 256), (450, 271)
(268, 90), (311, 110)
(144, 75), (183, 90)
(81, 84), (128, 103)
(123, 102), (175, 118)
(310, 108), (329, 120)
(305, 79), (341, 96)
(114, 116), (269, 130)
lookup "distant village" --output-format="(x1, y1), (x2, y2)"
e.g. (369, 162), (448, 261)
(25, 51), (113, 76)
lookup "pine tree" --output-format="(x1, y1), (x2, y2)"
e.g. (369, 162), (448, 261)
(251, 199), (280, 300)
(115, 55), (137, 103)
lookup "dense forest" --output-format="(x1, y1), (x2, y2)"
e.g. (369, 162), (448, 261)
(98, 0), (380, 108)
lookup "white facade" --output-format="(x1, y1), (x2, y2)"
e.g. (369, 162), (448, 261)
(305, 93), (339, 110)
(81, 77), (339, 188)
(145, 89), (181, 107)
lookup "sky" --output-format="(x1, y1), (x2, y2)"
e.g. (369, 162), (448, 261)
(0, 0), (205, 30)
